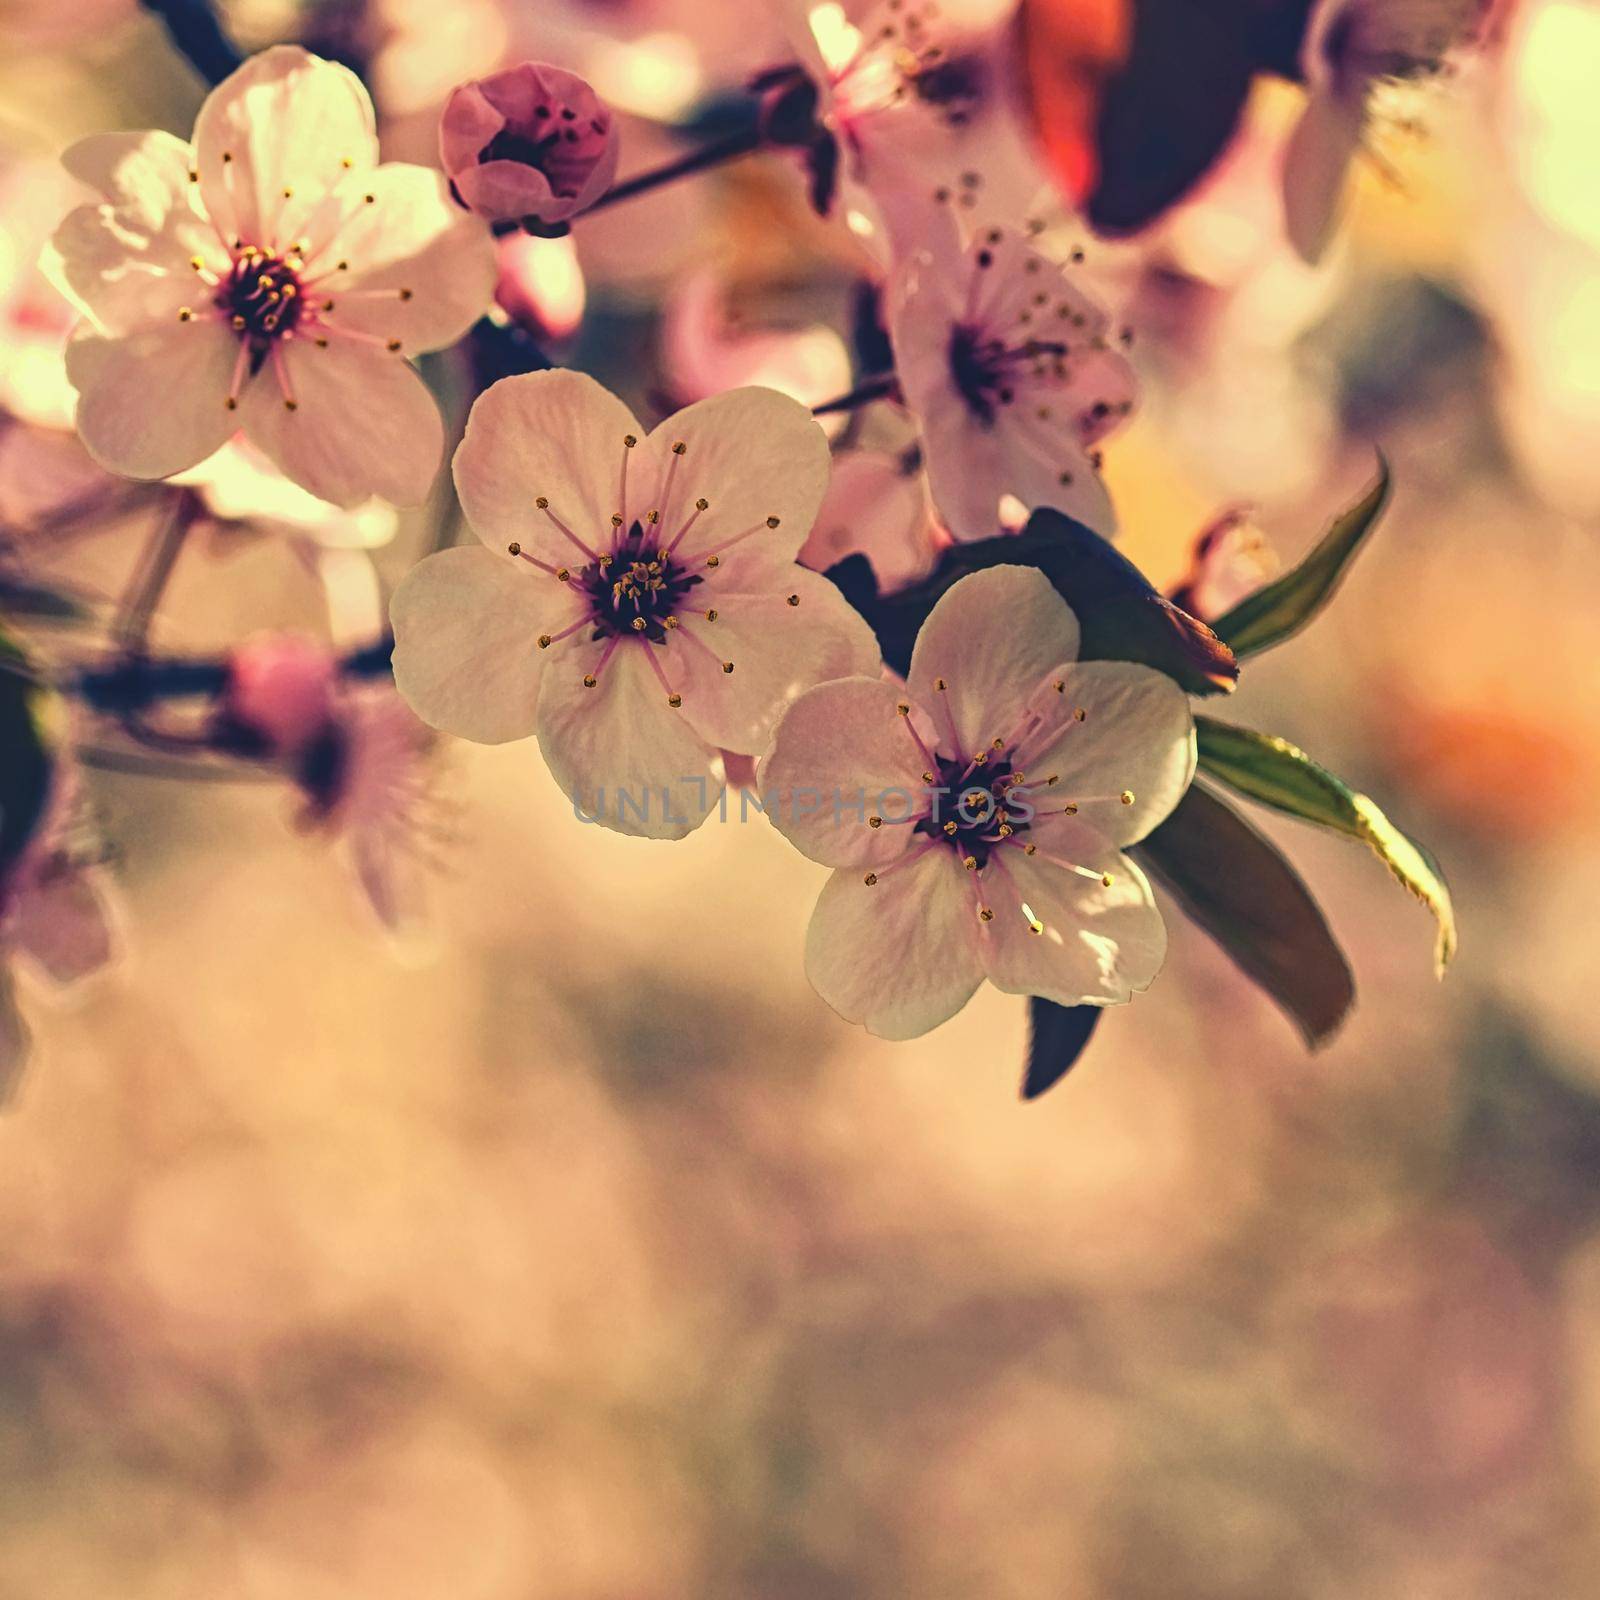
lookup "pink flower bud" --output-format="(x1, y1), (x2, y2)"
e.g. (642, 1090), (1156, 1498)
(440, 62), (619, 225)
(225, 632), (338, 756)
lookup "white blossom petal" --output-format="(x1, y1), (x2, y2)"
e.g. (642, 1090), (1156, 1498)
(804, 850), (984, 1039)
(391, 546), (586, 744)
(906, 565), (1079, 755)
(978, 847), (1167, 1007)
(66, 320), (241, 479)
(535, 640), (720, 839)
(762, 675), (935, 868)
(237, 337), (443, 507)
(671, 567), (880, 754)
(194, 46), (379, 252)
(1021, 659), (1196, 847)
(452, 368), (644, 565)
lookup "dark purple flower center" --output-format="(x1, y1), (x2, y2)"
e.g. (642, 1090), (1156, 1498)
(580, 521), (704, 643)
(478, 105), (608, 201)
(948, 324), (1073, 427)
(218, 249), (304, 343)
(915, 753), (1028, 869)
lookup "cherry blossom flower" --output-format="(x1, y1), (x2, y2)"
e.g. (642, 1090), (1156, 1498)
(798, 446), (942, 591)
(49, 46), (496, 508)
(440, 61), (620, 226)
(389, 370), (878, 839)
(1284, 0), (1489, 262)
(888, 212), (1135, 540)
(1, 760), (116, 1099)
(0, 160), (83, 429)
(292, 687), (444, 932)
(781, 0), (1047, 257)
(761, 565), (1194, 1038)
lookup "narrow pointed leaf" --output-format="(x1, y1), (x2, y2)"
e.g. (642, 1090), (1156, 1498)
(1023, 999), (1102, 1099)
(834, 510), (1238, 693)
(1211, 458), (1390, 657)
(1195, 716), (1456, 973)
(1135, 782), (1355, 1047)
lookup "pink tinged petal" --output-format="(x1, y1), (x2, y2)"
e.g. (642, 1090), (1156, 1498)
(9, 871), (114, 985)
(0, 970), (31, 1109)
(1022, 660), (1196, 847)
(194, 46), (379, 252)
(647, 386), (832, 581)
(799, 449), (939, 592)
(452, 368), (643, 564)
(66, 321), (241, 479)
(237, 336), (443, 507)
(534, 641), (719, 840)
(391, 546), (585, 744)
(761, 675), (932, 868)
(804, 851), (984, 1039)
(979, 849), (1167, 1008)
(313, 164), (497, 352)
(672, 567), (880, 755)
(996, 426), (1114, 539)
(51, 133), (221, 334)
(1283, 90), (1366, 265)
(907, 565), (1080, 756)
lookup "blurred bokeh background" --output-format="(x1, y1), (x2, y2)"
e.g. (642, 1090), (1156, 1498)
(5, 0), (1600, 1594)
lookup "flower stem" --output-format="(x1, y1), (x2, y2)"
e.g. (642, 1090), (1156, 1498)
(580, 124), (768, 219)
(811, 374), (900, 417)
(137, 0), (243, 86)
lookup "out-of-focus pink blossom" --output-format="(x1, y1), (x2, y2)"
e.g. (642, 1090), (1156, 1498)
(440, 62), (619, 225)
(889, 211), (1134, 539)
(781, 0), (1046, 258)
(1167, 506), (1279, 621)
(798, 447), (942, 592)
(495, 231), (587, 343)
(660, 270), (851, 421)
(0, 160), (84, 429)
(0, 760), (116, 1099)
(293, 689), (443, 931)
(223, 631), (339, 757)
(1285, 0), (1490, 261)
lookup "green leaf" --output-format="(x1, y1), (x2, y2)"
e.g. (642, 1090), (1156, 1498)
(833, 508), (1239, 695)
(1195, 716), (1456, 974)
(1135, 783), (1355, 1048)
(1211, 457), (1391, 658)
(0, 624), (53, 879)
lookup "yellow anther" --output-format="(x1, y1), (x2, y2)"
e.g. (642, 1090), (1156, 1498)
(787, 594), (800, 607)
(896, 703), (910, 716)
(704, 609), (717, 621)
(979, 907), (994, 922)
(178, 307), (193, 321)
(386, 338), (402, 352)
(868, 816), (883, 829)
(721, 661), (734, 674)
(668, 693), (683, 708)
(537, 635), (552, 648)
(672, 441), (686, 455)
(1120, 790), (1135, 806)
(631, 618), (647, 632)
(399, 288), (413, 301)
(508, 542), (522, 555)
(1074, 707), (1087, 721)
(1101, 873), (1115, 887)
(1053, 679), (1065, 693)
(943, 820), (958, 835)
(1024, 843), (1037, 855)
(557, 567), (571, 582)
(963, 855), (978, 871)
(765, 515), (780, 528)
(934, 677), (947, 691)
(536, 496), (550, 509)
(624, 434), (637, 448)
(695, 497), (709, 511)
(706, 555), (720, 568)
(864, 872), (878, 886)
(284, 399), (298, 412)
(582, 674), (598, 688)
